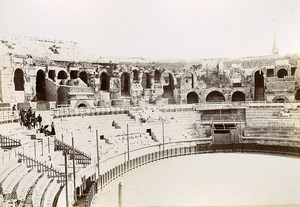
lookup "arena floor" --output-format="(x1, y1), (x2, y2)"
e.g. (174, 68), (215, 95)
(91, 153), (300, 207)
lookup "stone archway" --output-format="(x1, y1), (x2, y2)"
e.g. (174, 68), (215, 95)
(78, 103), (87, 108)
(232, 91), (245, 102)
(206, 91), (225, 102)
(121, 72), (130, 96)
(154, 70), (161, 83)
(185, 73), (194, 89)
(36, 70), (46, 101)
(100, 72), (110, 91)
(187, 91), (199, 104)
(79, 71), (88, 85)
(163, 73), (175, 103)
(75, 100), (90, 108)
(295, 89), (300, 101)
(14, 68), (24, 91)
(141, 73), (151, 89)
(254, 71), (264, 101)
(57, 70), (67, 79)
(48, 70), (56, 81)
(272, 96), (289, 103)
(70, 70), (78, 79)
(277, 69), (287, 78)
(133, 70), (139, 83)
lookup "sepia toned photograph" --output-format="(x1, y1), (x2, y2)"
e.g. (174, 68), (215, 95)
(0, 0), (300, 206)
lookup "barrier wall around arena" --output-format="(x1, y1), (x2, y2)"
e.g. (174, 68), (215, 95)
(84, 142), (300, 207)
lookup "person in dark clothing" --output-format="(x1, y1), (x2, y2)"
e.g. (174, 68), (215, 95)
(26, 112), (31, 129)
(28, 107), (32, 116)
(51, 122), (56, 135)
(12, 104), (16, 115)
(19, 108), (25, 126)
(31, 112), (36, 129)
(37, 114), (42, 128)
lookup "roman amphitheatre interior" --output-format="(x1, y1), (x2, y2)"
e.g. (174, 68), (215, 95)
(1, 2), (300, 206)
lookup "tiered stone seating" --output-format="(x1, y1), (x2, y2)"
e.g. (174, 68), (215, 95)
(15, 169), (42, 202)
(159, 111), (200, 123)
(243, 107), (300, 145)
(0, 109), (207, 207)
(32, 175), (52, 207)
(22, 172), (44, 206)
(41, 180), (62, 207)
(0, 163), (22, 186)
(246, 107), (298, 128)
(137, 111), (209, 149)
(1, 164), (28, 198)
(244, 127), (300, 139)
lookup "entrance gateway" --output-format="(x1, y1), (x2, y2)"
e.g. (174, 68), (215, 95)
(197, 107), (246, 144)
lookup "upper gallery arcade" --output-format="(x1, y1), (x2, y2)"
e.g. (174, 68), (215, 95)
(0, 36), (300, 109)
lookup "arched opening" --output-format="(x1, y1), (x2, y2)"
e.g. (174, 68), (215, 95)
(133, 70), (139, 83)
(154, 70), (161, 83)
(254, 71), (264, 101)
(14, 69), (24, 91)
(57, 70), (67, 79)
(70, 70), (78, 79)
(295, 89), (300, 101)
(232, 91), (245, 102)
(48, 70), (55, 81)
(187, 92), (199, 104)
(78, 103), (87, 108)
(277, 69), (287, 78)
(272, 96), (289, 103)
(206, 91), (225, 102)
(185, 73), (194, 89)
(100, 72), (110, 91)
(36, 70), (46, 101)
(79, 71), (88, 85)
(163, 73), (175, 103)
(121, 72), (130, 96)
(141, 73), (151, 89)
(273, 98), (285, 103)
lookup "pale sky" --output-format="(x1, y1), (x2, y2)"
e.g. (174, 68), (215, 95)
(0, 0), (299, 60)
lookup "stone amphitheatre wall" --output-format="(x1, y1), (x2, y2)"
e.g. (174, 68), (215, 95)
(0, 36), (300, 107)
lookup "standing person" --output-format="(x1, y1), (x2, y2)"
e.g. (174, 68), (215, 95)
(28, 107), (32, 116)
(19, 108), (25, 126)
(31, 112), (37, 129)
(37, 114), (42, 128)
(26, 111), (31, 129)
(12, 104), (16, 115)
(51, 122), (56, 136)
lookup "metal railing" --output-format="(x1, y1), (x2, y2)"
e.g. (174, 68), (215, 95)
(54, 139), (91, 165)
(17, 153), (66, 183)
(195, 101), (300, 110)
(0, 134), (21, 149)
(53, 101), (300, 118)
(53, 104), (197, 118)
(53, 107), (130, 118)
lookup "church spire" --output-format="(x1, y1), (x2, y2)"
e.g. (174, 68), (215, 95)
(272, 36), (279, 56)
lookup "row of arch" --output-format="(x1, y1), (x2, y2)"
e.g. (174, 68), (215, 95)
(121, 71), (176, 96)
(187, 89), (300, 104)
(186, 91), (246, 104)
(13, 68), (300, 102)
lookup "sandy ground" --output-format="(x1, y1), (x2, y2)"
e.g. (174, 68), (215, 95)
(91, 153), (300, 207)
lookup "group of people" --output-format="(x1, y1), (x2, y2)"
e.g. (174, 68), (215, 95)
(16, 106), (56, 136)
(19, 107), (42, 129)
